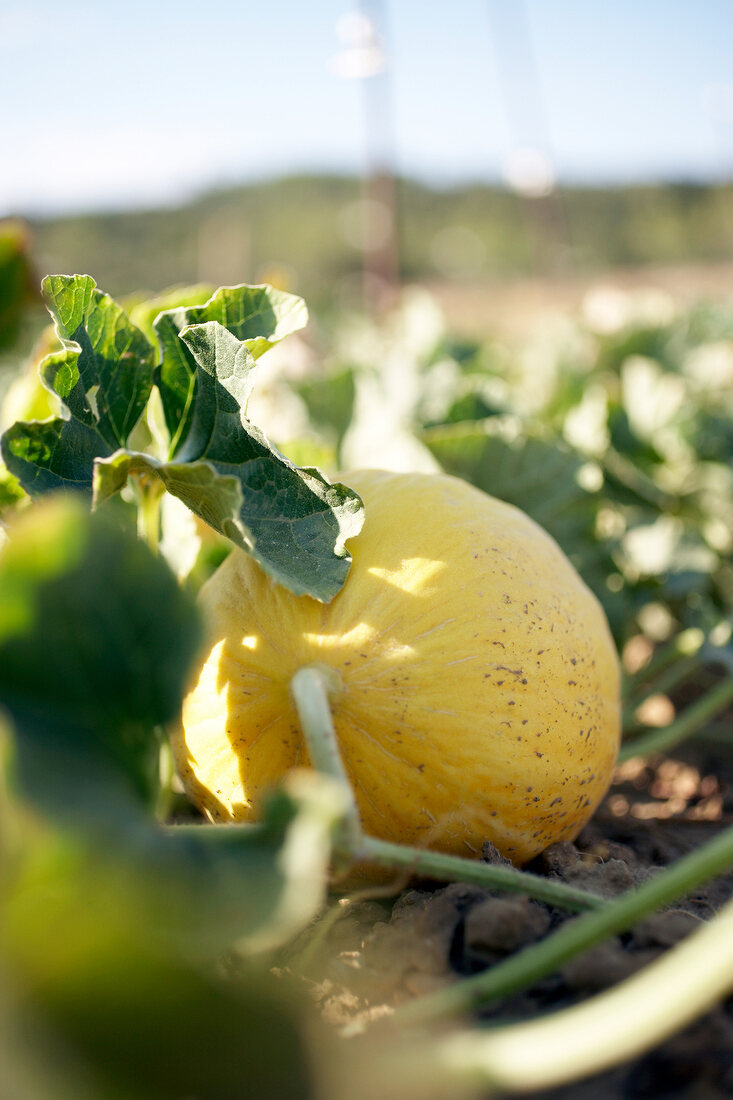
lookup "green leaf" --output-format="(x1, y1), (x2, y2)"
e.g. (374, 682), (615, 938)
(95, 321), (365, 601)
(159, 772), (348, 955)
(154, 283), (308, 455)
(41, 274), (155, 448)
(94, 451), (247, 546)
(0, 495), (202, 818)
(0, 219), (36, 351)
(295, 366), (356, 450)
(2, 832), (318, 1100)
(0, 493), (343, 963)
(2, 276), (361, 603)
(126, 282), (215, 347)
(1, 415), (111, 495)
(1, 275), (155, 497)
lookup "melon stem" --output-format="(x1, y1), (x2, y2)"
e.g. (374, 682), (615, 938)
(290, 664), (363, 852)
(619, 674), (733, 761)
(289, 664), (606, 913)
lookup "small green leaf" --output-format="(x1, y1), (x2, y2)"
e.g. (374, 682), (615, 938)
(175, 282), (308, 356)
(2, 415), (111, 495)
(154, 283), (308, 454)
(126, 282), (215, 347)
(94, 451), (248, 549)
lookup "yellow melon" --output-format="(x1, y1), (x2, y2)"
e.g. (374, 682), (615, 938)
(172, 469), (621, 865)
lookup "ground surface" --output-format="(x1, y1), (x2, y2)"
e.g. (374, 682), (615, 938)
(291, 735), (733, 1099)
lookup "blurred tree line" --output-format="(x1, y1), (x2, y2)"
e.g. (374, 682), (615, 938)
(18, 175), (733, 310)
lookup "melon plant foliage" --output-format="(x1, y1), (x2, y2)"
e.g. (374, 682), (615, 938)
(0, 274), (362, 1097)
(2, 273), (733, 1099)
(1, 274), (364, 601)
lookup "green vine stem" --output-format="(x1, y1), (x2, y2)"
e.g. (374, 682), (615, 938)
(384, 895), (733, 1096)
(290, 665), (363, 852)
(353, 835), (604, 912)
(133, 474), (165, 554)
(619, 674), (733, 762)
(289, 664), (605, 914)
(154, 735), (177, 823)
(622, 629), (703, 702)
(621, 654), (700, 730)
(392, 821), (733, 1026)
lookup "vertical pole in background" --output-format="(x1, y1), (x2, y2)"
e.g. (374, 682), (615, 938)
(360, 0), (400, 313)
(334, 3), (400, 315)
(486, 0), (573, 275)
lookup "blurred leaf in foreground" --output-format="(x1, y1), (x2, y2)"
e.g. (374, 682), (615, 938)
(0, 494), (201, 818)
(0, 219), (37, 352)
(0, 495), (341, 1098)
(2, 833), (318, 1100)
(0, 494), (343, 955)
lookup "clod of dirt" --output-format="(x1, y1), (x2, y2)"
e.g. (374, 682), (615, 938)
(535, 840), (643, 897)
(480, 839), (514, 866)
(631, 908), (703, 949)
(560, 940), (660, 992)
(364, 883), (486, 978)
(463, 896), (551, 956)
(535, 840), (584, 877)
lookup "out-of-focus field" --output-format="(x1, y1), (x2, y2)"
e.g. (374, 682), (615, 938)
(16, 174), (733, 322)
(425, 262), (733, 338)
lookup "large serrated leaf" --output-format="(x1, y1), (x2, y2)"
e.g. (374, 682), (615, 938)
(1, 275), (155, 496)
(2, 275), (361, 603)
(154, 283), (308, 454)
(95, 321), (364, 601)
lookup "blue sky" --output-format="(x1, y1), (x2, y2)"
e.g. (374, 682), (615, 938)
(2, 0), (733, 216)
